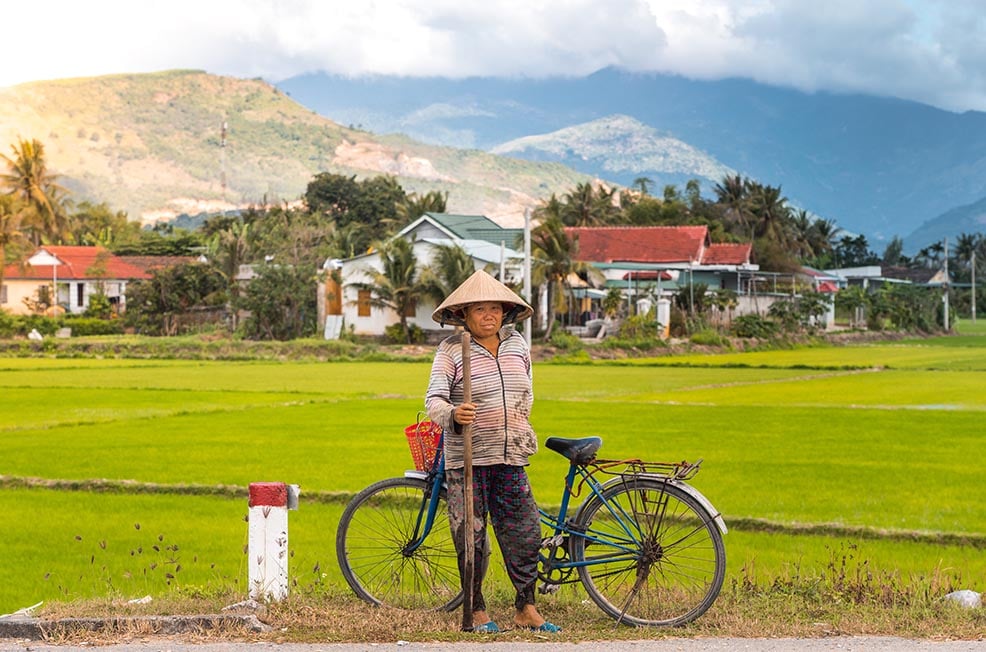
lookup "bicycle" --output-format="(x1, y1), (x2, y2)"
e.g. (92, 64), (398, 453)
(336, 433), (727, 627)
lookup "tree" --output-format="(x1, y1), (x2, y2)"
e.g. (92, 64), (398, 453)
(0, 194), (28, 292)
(834, 234), (880, 267)
(349, 237), (426, 343)
(881, 235), (906, 267)
(238, 264), (318, 340)
(0, 138), (68, 245)
(713, 174), (753, 239)
(304, 172), (410, 254)
(421, 242), (475, 308)
(559, 182), (619, 226)
(951, 232), (982, 283)
(525, 215), (596, 340)
(208, 219), (251, 327)
(396, 190), (448, 224)
(124, 262), (226, 335)
(631, 177), (654, 196)
(64, 201), (142, 248)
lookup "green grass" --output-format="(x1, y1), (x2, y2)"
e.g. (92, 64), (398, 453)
(2, 338), (986, 615)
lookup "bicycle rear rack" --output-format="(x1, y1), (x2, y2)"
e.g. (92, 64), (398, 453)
(570, 458), (702, 498)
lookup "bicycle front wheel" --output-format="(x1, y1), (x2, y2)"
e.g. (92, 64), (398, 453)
(336, 476), (462, 611)
(570, 478), (725, 627)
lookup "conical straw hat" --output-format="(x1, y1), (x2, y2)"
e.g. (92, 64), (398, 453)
(432, 269), (533, 327)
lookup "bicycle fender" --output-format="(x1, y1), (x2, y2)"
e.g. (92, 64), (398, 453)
(670, 481), (728, 535)
(404, 470), (449, 490)
(597, 476), (728, 534)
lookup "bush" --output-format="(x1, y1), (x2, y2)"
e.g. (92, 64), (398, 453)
(384, 322), (425, 344)
(731, 314), (778, 339)
(62, 316), (125, 336)
(690, 329), (731, 348)
(548, 328), (583, 352)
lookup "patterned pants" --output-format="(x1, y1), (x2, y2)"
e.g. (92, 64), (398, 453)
(446, 465), (541, 612)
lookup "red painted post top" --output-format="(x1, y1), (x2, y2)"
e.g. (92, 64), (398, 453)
(249, 482), (288, 507)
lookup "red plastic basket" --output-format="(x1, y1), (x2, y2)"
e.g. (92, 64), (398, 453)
(404, 419), (443, 472)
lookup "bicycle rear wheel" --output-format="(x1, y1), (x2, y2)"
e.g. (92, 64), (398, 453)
(570, 477), (725, 627)
(336, 476), (462, 611)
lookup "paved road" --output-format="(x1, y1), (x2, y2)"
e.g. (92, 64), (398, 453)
(2, 638), (986, 652)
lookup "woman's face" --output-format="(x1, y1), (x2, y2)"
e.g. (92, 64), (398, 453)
(463, 301), (504, 338)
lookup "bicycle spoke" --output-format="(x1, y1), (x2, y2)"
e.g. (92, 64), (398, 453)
(571, 480), (725, 626)
(337, 477), (463, 611)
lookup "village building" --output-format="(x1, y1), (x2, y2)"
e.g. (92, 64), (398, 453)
(1, 246), (151, 316)
(327, 214), (764, 338)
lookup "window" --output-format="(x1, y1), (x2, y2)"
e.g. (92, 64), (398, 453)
(403, 299), (416, 317)
(77, 283), (85, 307)
(0, 284), (6, 304)
(357, 290), (371, 317)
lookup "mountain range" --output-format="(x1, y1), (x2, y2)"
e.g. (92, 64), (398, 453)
(0, 70), (592, 229)
(2, 68), (985, 253)
(278, 67), (986, 252)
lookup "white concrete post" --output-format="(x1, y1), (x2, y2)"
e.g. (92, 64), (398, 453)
(248, 482), (299, 601)
(656, 299), (671, 339)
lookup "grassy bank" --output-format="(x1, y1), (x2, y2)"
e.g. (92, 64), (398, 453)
(1, 325), (984, 640)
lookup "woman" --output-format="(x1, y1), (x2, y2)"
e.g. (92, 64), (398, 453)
(425, 269), (560, 634)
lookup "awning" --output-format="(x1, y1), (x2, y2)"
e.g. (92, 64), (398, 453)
(622, 270), (675, 281)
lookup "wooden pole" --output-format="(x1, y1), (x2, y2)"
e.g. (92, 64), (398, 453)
(460, 332), (475, 631)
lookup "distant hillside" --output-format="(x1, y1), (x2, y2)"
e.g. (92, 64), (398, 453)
(491, 114), (735, 191)
(0, 71), (593, 226)
(278, 67), (986, 247)
(905, 197), (986, 252)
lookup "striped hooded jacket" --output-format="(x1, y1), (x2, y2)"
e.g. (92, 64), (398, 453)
(425, 328), (538, 470)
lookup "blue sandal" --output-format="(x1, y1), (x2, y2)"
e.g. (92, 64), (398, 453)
(473, 621), (500, 633)
(521, 621), (562, 633)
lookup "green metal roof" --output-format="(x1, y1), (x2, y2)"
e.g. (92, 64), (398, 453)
(423, 213), (522, 246)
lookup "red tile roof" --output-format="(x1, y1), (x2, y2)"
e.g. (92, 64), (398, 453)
(701, 242), (752, 265)
(4, 246), (152, 281)
(566, 226), (709, 264)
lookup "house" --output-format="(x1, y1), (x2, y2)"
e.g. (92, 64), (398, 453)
(329, 213), (526, 337)
(567, 225), (755, 290)
(1, 246), (151, 316)
(565, 225), (759, 321)
(331, 216), (768, 337)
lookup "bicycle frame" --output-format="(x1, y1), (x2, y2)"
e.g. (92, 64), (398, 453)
(399, 437), (726, 577)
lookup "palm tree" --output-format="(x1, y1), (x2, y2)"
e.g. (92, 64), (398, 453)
(396, 190), (448, 225)
(526, 215), (596, 340)
(0, 194), (27, 292)
(713, 174), (752, 239)
(208, 219), (252, 327)
(916, 241), (945, 270)
(747, 182), (792, 244)
(952, 232), (981, 282)
(420, 242), (475, 307)
(0, 138), (68, 245)
(632, 177), (653, 196)
(349, 237), (426, 343)
(560, 182), (618, 226)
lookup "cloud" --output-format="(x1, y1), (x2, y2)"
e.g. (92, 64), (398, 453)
(2, 0), (984, 113)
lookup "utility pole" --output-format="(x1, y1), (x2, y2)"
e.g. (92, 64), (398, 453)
(220, 119), (228, 203)
(523, 208), (532, 348)
(942, 238), (948, 333)
(972, 249), (976, 324)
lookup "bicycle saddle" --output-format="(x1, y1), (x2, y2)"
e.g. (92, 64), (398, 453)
(545, 436), (602, 465)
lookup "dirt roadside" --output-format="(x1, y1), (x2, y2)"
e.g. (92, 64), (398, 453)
(2, 636), (986, 652)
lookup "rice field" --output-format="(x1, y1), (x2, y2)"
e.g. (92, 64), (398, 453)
(1, 324), (985, 615)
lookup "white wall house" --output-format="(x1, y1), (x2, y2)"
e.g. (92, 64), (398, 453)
(1, 246), (151, 316)
(324, 213), (528, 338)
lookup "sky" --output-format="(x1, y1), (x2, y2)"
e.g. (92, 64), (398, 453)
(4, 0), (985, 113)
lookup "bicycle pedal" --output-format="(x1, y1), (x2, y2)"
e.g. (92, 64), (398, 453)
(538, 582), (561, 594)
(540, 534), (564, 549)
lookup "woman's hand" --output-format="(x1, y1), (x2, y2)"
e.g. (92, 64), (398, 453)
(454, 402), (477, 425)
